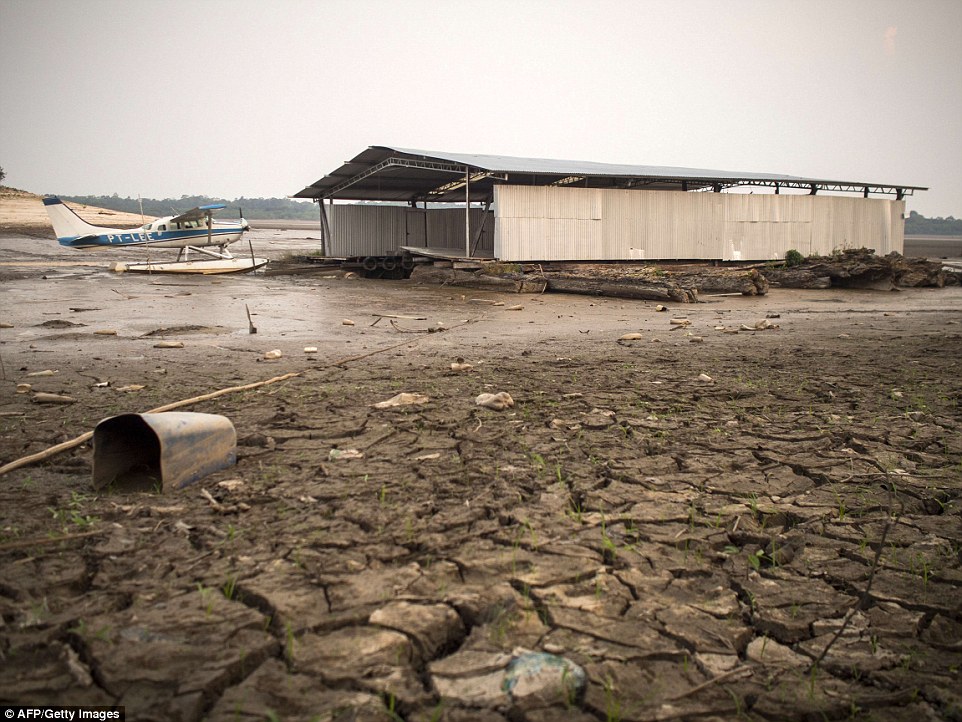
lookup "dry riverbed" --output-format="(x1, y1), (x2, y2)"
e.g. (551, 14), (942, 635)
(0, 219), (961, 720)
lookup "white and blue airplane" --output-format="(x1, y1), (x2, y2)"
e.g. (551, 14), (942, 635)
(43, 195), (251, 262)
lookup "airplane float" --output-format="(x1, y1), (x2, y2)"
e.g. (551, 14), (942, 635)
(42, 196), (267, 274)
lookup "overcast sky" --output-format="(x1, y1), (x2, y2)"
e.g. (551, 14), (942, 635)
(1, 0), (959, 217)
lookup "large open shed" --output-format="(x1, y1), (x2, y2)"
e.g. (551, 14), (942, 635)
(294, 146), (926, 262)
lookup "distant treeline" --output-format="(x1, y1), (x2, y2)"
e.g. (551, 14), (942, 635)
(57, 194), (962, 233)
(904, 211), (962, 235)
(60, 194), (319, 221)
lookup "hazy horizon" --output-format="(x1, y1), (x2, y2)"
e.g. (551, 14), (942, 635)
(1, 0), (959, 218)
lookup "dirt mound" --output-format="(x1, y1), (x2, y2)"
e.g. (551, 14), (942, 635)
(0, 187), (153, 234)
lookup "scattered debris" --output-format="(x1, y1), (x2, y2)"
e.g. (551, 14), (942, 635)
(342, 319), (355, 326)
(754, 318), (779, 330)
(304, 346), (318, 354)
(415, 452), (441, 461)
(698, 373), (714, 383)
(32, 392), (76, 404)
(16, 383), (31, 394)
(655, 304), (668, 312)
(450, 359), (474, 372)
(670, 318), (691, 326)
(505, 304), (524, 311)
(476, 391), (515, 410)
(263, 349), (283, 359)
(154, 341), (184, 349)
(618, 332), (644, 341)
(94, 329), (118, 336)
(374, 392), (430, 409)
(115, 384), (145, 392)
(329, 448), (364, 460)
(503, 651), (587, 708)
(26, 369), (57, 377)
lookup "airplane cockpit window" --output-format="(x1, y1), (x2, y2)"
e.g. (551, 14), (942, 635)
(159, 224), (167, 231)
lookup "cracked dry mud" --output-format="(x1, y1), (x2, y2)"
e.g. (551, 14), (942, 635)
(1, 268), (961, 721)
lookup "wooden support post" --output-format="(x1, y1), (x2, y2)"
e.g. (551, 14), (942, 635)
(465, 169), (471, 258)
(470, 200), (491, 257)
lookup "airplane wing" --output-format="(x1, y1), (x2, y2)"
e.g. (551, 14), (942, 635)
(169, 203), (227, 224)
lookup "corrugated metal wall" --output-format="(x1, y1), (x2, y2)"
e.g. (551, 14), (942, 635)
(494, 186), (904, 262)
(327, 205), (495, 257)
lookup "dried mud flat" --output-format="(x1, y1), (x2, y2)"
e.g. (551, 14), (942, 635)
(1, 234), (962, 721)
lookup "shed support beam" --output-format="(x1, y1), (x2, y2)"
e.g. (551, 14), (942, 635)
(470, 200), (491, 257)
(465, 170), (471, 258)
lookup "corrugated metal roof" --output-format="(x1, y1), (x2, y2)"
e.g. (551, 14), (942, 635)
(293, 145), (926, 202)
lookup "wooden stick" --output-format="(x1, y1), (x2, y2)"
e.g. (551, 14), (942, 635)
(0, 528), (107, 552)
(0, 372), (301, 476)
(0, 316), (483, 477)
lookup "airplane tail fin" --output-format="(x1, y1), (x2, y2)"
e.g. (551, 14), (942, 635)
(42, 196), (102, 241)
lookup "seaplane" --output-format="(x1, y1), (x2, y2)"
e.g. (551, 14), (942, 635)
(42, 196), (268, 274)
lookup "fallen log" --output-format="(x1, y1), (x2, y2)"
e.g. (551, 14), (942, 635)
(764, 249), (946, 289)
(410, 265), (546, 293)
(663, 268), (770, 296)
(543, 275), (697, 303)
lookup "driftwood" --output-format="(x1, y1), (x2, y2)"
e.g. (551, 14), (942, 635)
(663, 268), (769, 296)
(543, 275), (696, 303)
(410, 265), (546, 293)
(765, 249), (946, 289)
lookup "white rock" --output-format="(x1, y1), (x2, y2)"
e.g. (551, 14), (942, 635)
(619, 332), (644, 341)
(698, 373), (713, 383)
(374, 392), (430, 408)
(263, 349), (283, 359)
(475, 392), (515, 410)
(342, 319), (355, 326)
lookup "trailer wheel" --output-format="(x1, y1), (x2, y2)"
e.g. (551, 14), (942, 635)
(361, 256), (378, 271)
(382, 257), (397, 271)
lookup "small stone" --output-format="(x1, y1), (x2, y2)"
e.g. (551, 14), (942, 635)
(698, 373), (713, 383)
(655, 305), (668, 312)
(93, 329), (118, 336)
(669, 318), (691, 326)
(619, 332), (644, 341)
(263, 349), (283, 359)
(304, 346), (318, 353)
(154, 341), (184, 348)
(505, 305), (524, 311)
(450, 362), (474, 372)
(342, 319), (355, 326)
(690, 336), (704, 343)
(16, 383), (31, 393)
(32, 392), (76, 405)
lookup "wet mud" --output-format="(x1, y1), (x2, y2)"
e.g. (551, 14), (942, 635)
(1, 232), (961, 720)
